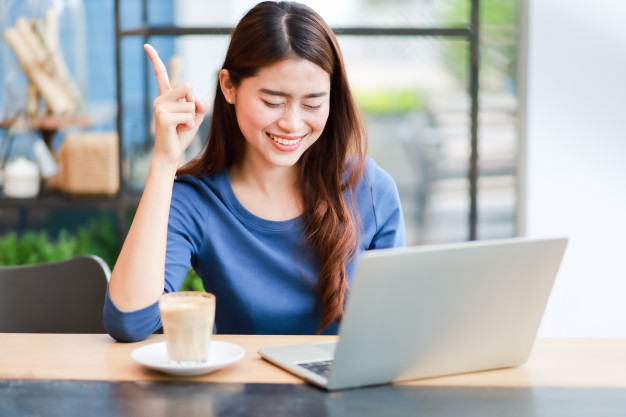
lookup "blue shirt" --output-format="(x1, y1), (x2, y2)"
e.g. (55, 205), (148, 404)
(104, 158), (405, 341)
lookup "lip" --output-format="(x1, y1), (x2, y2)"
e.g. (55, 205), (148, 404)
(267, 132), (307, 148)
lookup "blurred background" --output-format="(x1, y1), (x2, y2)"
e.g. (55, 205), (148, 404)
(0, 0), (624, 337)
(113, 0), (522, 246)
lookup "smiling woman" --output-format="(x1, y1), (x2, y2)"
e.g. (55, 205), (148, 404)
(104, 1), (405, 342)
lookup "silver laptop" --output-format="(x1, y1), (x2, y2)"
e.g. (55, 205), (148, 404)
(258, 237), (568, 390)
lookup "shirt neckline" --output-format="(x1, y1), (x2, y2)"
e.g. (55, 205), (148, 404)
(217, 169), (301, 232)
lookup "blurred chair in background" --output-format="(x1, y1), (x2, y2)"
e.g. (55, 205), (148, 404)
(0, 255), (110, 333)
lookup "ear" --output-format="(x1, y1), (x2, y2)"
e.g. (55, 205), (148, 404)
(219, 69), (235, 104)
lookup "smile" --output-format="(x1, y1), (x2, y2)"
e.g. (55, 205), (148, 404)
(268, 133), (305, 146)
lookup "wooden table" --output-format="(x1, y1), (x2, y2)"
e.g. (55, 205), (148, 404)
(2, 334), (626, 416)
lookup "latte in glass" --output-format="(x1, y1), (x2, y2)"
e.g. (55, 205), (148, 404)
(159, 291), (216, 363)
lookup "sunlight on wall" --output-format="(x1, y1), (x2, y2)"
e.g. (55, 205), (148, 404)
(527, 0), (626, 337)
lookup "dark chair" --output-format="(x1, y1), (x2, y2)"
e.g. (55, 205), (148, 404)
(0, 255), (110, 333)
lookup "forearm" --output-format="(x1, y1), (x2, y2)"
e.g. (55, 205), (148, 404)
(108, 43), (209, 313)
(108, 157), (178, 311)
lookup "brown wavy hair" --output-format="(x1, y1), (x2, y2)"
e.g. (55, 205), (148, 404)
(177, 1), (367, 333)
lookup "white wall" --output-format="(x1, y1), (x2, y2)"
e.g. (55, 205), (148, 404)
(526, 0), (626, 336)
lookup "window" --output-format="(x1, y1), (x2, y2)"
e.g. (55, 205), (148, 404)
(115, 0), (522, 245)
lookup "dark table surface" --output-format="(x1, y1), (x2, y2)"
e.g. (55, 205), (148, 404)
(3, 380), (626, 417)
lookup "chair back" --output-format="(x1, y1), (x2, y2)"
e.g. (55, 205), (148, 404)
(0, 255), (110, 333)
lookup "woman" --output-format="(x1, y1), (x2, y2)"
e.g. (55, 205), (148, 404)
(104, 1), (405, 342)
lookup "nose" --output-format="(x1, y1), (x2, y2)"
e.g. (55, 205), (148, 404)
(277, 105), (304, 132)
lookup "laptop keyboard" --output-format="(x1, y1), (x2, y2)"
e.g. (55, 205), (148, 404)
(298, 360), (334, 378)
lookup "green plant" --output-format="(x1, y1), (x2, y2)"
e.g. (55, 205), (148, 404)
(353, 88), (424, 115)
(0, 214), (207, 292)
(180, 268), (205, 292)
(0, 214), (118, 268)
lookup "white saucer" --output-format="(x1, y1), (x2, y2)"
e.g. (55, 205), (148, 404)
(131, 341), (245, 376)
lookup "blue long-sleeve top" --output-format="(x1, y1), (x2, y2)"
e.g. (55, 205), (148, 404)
(104, 158), (405, 341)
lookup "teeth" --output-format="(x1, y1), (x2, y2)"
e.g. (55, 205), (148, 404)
(270, 134), (302, 146)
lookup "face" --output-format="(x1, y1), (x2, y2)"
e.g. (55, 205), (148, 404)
(222, 59), (331, 170)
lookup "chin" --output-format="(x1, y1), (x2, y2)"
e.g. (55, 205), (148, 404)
(269, 153), (304, 168)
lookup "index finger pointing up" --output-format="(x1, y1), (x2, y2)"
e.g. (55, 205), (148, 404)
(144, 44), (172, 95)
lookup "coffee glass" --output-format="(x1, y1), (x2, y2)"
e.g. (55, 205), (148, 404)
(158, 291), (216, 363)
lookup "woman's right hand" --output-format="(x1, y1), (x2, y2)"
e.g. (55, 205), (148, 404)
(144, 44), (210, 167)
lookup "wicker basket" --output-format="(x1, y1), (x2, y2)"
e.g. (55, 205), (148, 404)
(58, 131), (119, 196)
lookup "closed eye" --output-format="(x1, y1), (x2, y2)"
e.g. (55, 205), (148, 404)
(304, 103), (322, 110)
(262, 100), (283, 108)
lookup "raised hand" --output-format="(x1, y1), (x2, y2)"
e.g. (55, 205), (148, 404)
(144, 44), (210, 166)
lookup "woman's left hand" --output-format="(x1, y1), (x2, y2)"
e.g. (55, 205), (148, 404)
(144, 44), (210, 167)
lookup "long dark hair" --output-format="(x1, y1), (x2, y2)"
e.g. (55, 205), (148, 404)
(178, 1), (367, 333)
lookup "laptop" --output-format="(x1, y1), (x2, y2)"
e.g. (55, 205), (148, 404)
(258, 237), (568, 390)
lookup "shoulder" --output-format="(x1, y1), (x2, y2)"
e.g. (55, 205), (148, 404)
(349, 156), (399, 203)
(362, 157), (396, 190)
(174, 169), (224, 192)
(172, 169), (227, 202)
(348, 156), (402, 219)
(350, 157), (406, 248)
(169, 170), (228, 225)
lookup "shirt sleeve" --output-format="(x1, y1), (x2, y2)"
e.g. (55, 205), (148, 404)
(102, 177), (208, 342)
(366, 159), (407, 249)
(103, 289), (161, 342)
(163, 177), (209, 292)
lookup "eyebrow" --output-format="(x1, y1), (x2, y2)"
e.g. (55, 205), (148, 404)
(259, 88), (328, 99)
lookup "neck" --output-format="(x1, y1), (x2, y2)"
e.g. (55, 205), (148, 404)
(230, 161), (298, 195)
(228, 159), (302, 221)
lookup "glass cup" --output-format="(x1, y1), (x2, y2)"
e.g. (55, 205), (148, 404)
(158, 291), (216, 363)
